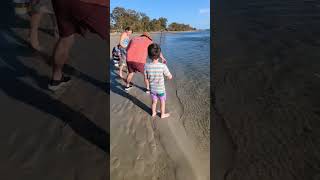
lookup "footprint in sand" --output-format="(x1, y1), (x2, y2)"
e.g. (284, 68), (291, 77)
(134, 156), (145, 174)
(111, 157), (120, 169)
(125, 118), (133, 135)
(149, 141), (157, 155)
(135, 140), (146, 149)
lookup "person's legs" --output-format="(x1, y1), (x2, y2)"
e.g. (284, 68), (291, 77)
(119, 48), (126, 78)
(160, 95), (170, 118)
(152, 98), (158, 117)
(125, 62), (135, 89)
(52, 34), (75, 81)
(126, 72), (134, 87)
(29, 12), (42, 50)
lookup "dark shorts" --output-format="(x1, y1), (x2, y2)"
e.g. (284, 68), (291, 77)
(52, 0), (107, 39)
(127, 61), (145, 73)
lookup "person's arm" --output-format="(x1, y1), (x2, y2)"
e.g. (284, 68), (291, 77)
(119, 33), (126, 48)
(163, 65), (172, 80)
(160, 53), (167, 64)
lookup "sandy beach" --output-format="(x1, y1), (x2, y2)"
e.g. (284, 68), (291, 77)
(0, 7), (108, 179)
(110, 33), (210, 180)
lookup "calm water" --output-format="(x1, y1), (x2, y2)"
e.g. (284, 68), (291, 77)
(214, 0), (320, 179)
(152, 31), (210, 150)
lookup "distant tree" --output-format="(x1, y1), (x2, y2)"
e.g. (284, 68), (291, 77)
(140, 13), (150, 31)
(158, 17), (168, 30)
(111, 7), (196, 32)
(111, 7), (126, 31)
(168, 22), (196, 31)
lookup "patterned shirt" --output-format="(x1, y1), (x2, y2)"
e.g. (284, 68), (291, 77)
(144, 62), (172, 94)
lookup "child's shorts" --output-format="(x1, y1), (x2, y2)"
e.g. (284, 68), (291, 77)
(151, 92), (166, 101)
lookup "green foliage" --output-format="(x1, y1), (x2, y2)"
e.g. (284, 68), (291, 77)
(111, 7), (195, 32)
(167, 22), (196, 31)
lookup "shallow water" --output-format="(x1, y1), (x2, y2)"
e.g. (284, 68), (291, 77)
(152, 31), (210, 151)
(214, 0), (320, 179)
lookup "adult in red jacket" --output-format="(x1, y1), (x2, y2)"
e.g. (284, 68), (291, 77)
(125, 32), (166, 92)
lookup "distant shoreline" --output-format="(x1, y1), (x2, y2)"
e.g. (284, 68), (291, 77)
(110, 30), (204, 36)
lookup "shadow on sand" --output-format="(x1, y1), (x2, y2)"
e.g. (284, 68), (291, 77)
(109, 65), (151, 115)
(0, 2), (109, 154)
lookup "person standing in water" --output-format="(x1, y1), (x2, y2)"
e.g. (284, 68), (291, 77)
(118, 27), (132, 78)
(144, 43), (172, 118)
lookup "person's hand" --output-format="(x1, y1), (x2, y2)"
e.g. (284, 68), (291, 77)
(162, 58), (167, 64)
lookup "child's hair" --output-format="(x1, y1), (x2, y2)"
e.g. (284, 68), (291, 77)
(125, 27), (131, 31)
(148, 43), (161, 60)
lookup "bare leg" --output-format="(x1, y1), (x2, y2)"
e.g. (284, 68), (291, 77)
(152, 99), (157, 117)
(119, 65), (124, 78)
(160, 100), (170, 118)
(52, 35), (74, 80)
(29, 12), (42, 50)
(126, 72), (134, 87)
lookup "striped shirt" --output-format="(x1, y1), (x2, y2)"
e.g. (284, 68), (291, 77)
(144, 62), (172, 94)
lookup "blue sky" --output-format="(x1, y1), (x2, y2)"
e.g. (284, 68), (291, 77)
(110, 0), (210, 29)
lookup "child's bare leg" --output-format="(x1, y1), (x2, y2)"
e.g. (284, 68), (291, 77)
(152, 99), (157, 117)
(160, 99), (170, 118)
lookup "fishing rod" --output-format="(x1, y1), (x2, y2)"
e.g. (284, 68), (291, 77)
(159, 29), (167, 64)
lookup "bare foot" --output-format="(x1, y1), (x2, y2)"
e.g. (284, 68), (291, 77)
(152, 112), (157, 117)
(161, 113), (170, 119)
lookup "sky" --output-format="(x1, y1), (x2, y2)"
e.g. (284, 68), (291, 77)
(110, 0), (210, 29)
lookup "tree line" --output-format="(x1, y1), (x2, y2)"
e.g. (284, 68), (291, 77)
(111, 7), (196, 32)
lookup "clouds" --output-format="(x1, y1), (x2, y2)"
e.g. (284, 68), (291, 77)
(199, 8), (210, 15)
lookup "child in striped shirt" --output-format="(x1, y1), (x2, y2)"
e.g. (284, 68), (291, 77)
(144, 43), (172, 118)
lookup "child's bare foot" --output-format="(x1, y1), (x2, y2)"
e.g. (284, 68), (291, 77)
(152, 112), (157, 117)
(161, 113), (170, 119)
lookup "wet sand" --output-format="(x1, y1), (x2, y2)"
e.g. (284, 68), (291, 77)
(110, 34), (209, 180)
(0, 11), (108, 180)
(214, 0), (320, 179)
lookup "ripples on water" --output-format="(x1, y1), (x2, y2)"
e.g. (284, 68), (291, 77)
(152, 31), (210, 150)
(215, 1), (320, 179)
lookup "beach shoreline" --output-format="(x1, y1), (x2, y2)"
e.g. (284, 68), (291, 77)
(110, 33), (209, 180)
(110, 30), (201, 36)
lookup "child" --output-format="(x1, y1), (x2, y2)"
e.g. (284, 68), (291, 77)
(144, 43), (172, 118)
(112, 44), (121, 67)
